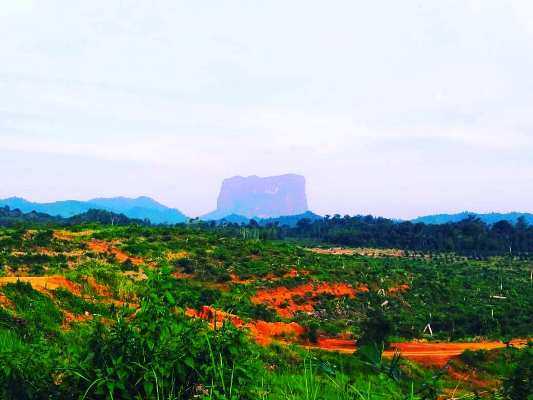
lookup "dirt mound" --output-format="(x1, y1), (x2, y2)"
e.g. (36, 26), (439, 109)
(251, 281), (368, 318)
(247, 321), (305, 346)
(315, 337), (355, 351)
(87, 240), (109, 253)
(88, 240), (145, 266)
(185, 305), (305, 346)
(0, 276), (83, 296)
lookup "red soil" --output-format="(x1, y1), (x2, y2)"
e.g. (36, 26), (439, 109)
(305, 339), (529, 367)
(185, 305), (529, 370)
(0, 293), (12, 307)
(85, 276), (113, 297)
(388, 284), (410, 294)
(87, 240), (109, 253)
(0, 276), (83, 296)
(251, 282), (368, 318)
(88, 240), (145, 266)
(186, 305), (305, 346)
(315, 337), (356, 351)
(248, 321), (305, 346)
(0, 275), (121, 305)
(389, 341), (527, 367)
(62, 310), (93, 329)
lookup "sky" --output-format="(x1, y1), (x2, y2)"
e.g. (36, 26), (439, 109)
(1, 0), (533, 219)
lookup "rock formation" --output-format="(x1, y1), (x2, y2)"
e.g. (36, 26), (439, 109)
(203, 174), (308, 219)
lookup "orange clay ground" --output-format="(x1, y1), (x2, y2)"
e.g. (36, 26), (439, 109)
(251, 281), (368, 318)
(0, 234), (528, 374)
(87, 239), (145, 266)
(0, 275), (82, 295)
(186, 305), (528, 368)
(2, 265), (522, 369)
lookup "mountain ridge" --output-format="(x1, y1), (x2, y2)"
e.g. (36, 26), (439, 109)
(411, 211), (533, 225)
(0, 196), (188, 224)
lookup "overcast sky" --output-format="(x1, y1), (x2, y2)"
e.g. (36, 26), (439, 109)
(1, 0), (532, 218)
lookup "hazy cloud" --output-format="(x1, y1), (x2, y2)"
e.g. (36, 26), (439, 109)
(1, 0), (532, 218)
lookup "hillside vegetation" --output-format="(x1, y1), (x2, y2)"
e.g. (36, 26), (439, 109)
(0, 224), (531, 399)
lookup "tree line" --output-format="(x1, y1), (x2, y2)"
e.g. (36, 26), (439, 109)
(218, 214), (533, 256)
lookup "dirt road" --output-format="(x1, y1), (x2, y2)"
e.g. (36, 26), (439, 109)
(309, 338), (529, 367)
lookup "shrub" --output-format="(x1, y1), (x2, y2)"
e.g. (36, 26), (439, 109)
(64, 269), (261, 399)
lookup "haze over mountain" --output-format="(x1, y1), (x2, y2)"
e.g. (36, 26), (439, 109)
(2, 2), (533, 218)
(202, 174), (309, 220)
(0, 196), (187, 224)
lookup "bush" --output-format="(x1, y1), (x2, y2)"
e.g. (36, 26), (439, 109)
(502, 346), (533, 400)
(0, 329), (60, 399)
(64, 269), (261, 399)
(357, 307), (393, 348)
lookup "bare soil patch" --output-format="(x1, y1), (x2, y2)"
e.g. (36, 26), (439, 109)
(251, 281), (368, 318)
(309, 247), (407, 257)
(0, 275), (83, 296)
(88, 239), (145, 266)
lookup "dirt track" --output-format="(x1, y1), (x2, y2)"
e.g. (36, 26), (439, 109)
(308, 338), (529, 367)
(185, 305), (529, 366)
(2, 276), (528, 369)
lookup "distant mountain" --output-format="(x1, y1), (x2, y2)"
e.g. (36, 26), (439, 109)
(0, 196), (188, 224)
(89, 196), (187, 224)
(412, 211), (533, 225)
(215, 214), (251, 225)
(202, 174), (309, 220)
(0, 197), (92, 217)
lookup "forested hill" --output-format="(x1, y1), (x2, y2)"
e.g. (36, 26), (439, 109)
(3, 205), (533, 255)
(0, 206), (148, 227)
(412, 211), (533, 225)
(0, 206), (61, 225)
(232, 214), (533, 256)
